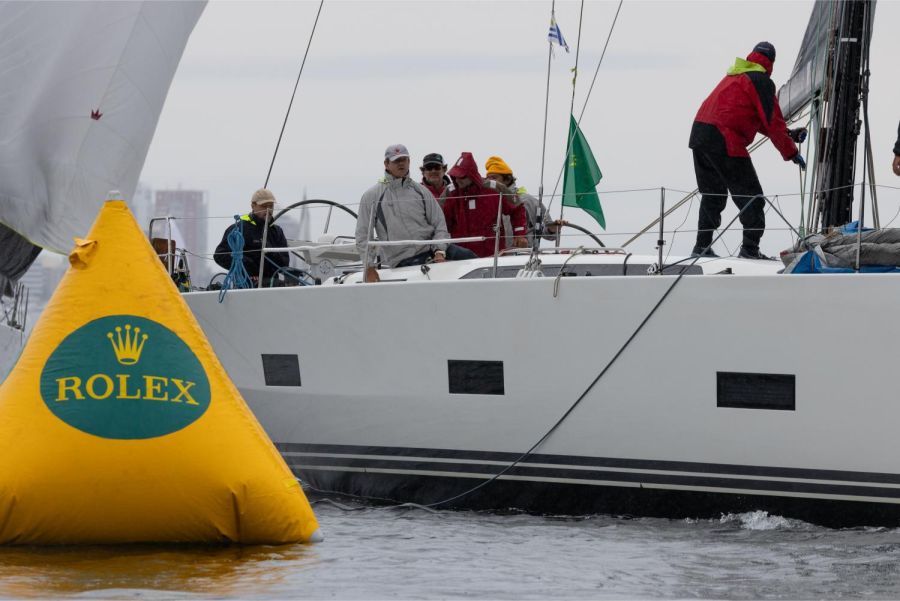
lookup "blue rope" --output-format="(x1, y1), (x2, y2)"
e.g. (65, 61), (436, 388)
(218, 215), (253, 303)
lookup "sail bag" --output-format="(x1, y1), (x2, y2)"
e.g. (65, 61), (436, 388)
(0, 200), (320, 544)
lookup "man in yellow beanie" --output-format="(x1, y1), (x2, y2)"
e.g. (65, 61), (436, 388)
(484, 156), (564, 248)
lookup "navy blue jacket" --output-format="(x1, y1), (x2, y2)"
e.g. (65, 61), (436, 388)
(214, 214), (289, 278)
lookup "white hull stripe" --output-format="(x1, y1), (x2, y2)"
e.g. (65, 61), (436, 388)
(277, 443), (900, 503)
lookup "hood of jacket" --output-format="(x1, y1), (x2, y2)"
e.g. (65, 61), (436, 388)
(728, 52), (773, 76)
(447, 152), (485, 193)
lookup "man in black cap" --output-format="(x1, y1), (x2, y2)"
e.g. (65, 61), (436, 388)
(420, 152), (451, 202)
(689, 41), (807, 260)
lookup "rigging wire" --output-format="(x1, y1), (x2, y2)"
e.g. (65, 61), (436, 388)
(555, 0), (587, 231)
(545, 0), (623, 217)
(263, 0), (325, 189)
(537, 1), (557, 218)
(663, 194), (696, 264)
(620, 111), (812, 250)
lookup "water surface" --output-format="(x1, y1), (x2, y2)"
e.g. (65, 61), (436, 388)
(2, 501), (900, 599)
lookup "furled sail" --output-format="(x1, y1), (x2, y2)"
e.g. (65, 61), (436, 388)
(777, 1), (833, 121)
(0, 1), (205, 288)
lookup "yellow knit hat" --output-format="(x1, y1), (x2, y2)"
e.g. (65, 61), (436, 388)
(485, 156), (513, 175)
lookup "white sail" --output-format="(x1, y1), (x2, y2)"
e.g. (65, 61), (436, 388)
(0, 0), (205, 256)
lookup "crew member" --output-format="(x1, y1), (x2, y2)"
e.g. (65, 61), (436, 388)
(214, 188), (289, 285)
(689, 41), (806, 260)
(356, 144), (476, 283)
(420, 153), (451, 200)
(443, 152), (527, 257)
(484, 155), (565, 247)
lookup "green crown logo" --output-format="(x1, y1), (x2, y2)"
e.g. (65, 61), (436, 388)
(42, 315), (210, 439)
(106, 324), (148, 365)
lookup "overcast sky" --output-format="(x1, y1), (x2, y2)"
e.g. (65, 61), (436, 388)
(140, 0), (900, 259)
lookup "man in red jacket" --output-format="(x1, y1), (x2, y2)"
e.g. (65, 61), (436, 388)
(689, 41), (806, 260)
(443, 152), (527, 258)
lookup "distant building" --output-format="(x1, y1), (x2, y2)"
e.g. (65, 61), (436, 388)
(19, 255), (66, 308)
(153, 189), (210, 286)
(130, 182), (155, 235)
(18, 262), (46, 304)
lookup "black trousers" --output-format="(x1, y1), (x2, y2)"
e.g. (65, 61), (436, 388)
(394, 243), (478, 267)
(693, 150), (767, 251)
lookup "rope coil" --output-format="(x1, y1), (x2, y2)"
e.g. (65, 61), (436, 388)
(217, 215), (253, 302)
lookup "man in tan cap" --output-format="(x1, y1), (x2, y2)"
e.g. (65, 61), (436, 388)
(213, 188), (289, 286)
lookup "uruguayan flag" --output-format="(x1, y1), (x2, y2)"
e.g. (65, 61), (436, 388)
(548, 17), (570, 53)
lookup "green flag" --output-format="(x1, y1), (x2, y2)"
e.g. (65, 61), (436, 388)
(562, 114), (605, 229)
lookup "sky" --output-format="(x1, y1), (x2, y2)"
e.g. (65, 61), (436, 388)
(140, 0), (900, 260)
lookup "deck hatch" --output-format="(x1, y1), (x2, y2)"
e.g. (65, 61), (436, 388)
(717, 371), (794, 410)
(261, 354), (302, 387)
(448, 360), (504, 395)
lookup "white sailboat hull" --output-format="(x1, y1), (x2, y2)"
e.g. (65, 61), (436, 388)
(185, 268), (900, 525)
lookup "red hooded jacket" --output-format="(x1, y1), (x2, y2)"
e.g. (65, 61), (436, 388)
(443, 152), (526, 258)
(689, 52), (798, 161)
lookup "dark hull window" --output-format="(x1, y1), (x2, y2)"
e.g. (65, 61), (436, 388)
(448, 360), (504, 395)
(717, 372), (795, 410)
(262, 354), (302, 387)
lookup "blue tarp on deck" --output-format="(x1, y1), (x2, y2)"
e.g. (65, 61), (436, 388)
(789, 251), (900, 273)
(787, 222), (900, 273)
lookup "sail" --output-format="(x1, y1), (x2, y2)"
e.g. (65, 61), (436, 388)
(0, 224), (41, 296)
(0, 1), (205, 286)
(777, 1), (833, 121)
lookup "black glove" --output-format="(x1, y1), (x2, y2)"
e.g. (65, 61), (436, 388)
(788, 127), (808, 144)
(792, 153), (807, 171)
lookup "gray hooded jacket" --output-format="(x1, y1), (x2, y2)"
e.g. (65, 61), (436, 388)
(494, 182), (554, 247)
(355, 173), (450, 267)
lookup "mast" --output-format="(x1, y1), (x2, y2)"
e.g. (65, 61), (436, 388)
(814, 0), (875, 230)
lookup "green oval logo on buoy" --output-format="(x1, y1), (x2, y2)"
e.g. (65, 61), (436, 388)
(40, 315), (211, 439)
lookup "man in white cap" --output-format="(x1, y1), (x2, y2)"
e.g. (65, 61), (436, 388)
(356, 144), (476, 282)
(214, 188), (289, 286)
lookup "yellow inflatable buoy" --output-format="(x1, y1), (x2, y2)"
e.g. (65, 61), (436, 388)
(0, 196), (320, 544)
